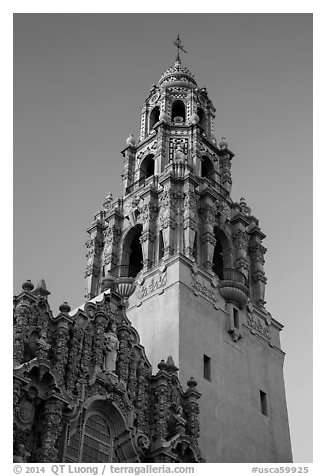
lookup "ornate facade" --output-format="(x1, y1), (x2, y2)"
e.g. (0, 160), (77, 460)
(13, 280), (203, 463)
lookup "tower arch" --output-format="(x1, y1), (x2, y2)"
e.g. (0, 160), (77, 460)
(197, 107), (208, 132)
(140, 154), (155, 182)
(149, 106), (160, 130)
(211, 227), (232, 279)
(120, 224), (143, 277)
(171, 100), (186, 122)
(64, 397), (134, 463)
(201, 155), (215, 180)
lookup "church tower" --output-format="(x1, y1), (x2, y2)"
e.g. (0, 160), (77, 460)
(84, 44), (292, 463)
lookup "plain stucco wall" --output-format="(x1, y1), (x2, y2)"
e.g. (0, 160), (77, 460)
(127, 258), (292, 462)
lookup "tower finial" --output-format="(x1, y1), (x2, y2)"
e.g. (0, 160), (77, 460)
(173, 34), (187, 64)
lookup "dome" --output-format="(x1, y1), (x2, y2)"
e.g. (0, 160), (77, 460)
(158, 58), (197, 89)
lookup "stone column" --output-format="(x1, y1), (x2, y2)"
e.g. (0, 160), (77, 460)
(249, 229), (267, 307)
(153, 381), (169, 442)
(93, 313), (107, 377)
(136, 361), (149, 431)
(200, 202), (216, 271)
(158, 187), (177, 259)
(219, 145), (233, 193)
(85, 221), (105, 300)
(231, 214), (250, 280)
(39, 398), (64, 463)
(139, 229), (156, 271)
(13, 280), (35, 365)
(122, 144), (136, 195)
(183, 188), (198, 259)
(183, 377), (201, 448)
(53, 314), (70, 383)
(116, 327), (130, 382)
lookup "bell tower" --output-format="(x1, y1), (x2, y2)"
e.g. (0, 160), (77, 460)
(84, 46), (292, 463)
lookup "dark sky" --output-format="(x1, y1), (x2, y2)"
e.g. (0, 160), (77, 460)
(13, 13), (312, 462)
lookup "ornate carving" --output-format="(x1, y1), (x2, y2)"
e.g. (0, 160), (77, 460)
(13, 305), (31, 363)
(53, 325), (69, 379)
(116, 328), (130, 382)
(13, 277), (202, 463)
(184, 401), (200, 445)
(85, 237), (104, 259)
(252, 270), (267, 284)
(233, 230), (249, 250)
(138, 271), (167, 299)
(80, 325), (93, 380)
(139, 230), (156, 243)
(17, 398), (34, 424)
(191, 272), (217, 302)
(153, 384), (169, 440)
(39, 399), (63, 462)
(200, 204), (216, 226)
(247, 306), (270, 339)
(103, 324), (119, 374)
(201, 232), (216, 245)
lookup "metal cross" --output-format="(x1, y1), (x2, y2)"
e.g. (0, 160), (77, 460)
(173, 35), (188, 62)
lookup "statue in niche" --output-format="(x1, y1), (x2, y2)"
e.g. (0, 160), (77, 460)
(102, 322), (119, 374)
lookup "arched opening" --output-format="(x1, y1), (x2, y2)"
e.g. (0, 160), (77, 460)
(64, 398), (131, 463)
(172, 100), (186, 122)
(201, 155), (215, 179)
(212, 237), (224, 279)
(129, 230), (143, 277)
(81, 413), (112, 463)
(212, 228), (229, 280)
(121, 224), (143, 278)
(158, 230), (164, 261)
(197, 107), (208, 132)
(149, 106), (160, 130)
(140, 154), (155, 183)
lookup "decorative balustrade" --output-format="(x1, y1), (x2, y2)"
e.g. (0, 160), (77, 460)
(223, 268), (247, 286)
(109, 265), (141, 279)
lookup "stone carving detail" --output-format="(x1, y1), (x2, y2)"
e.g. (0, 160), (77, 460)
(14, 281), (202, 463)
(103, 323), (119, 374)
(169, 138), (189, 161)
(116, 328), (131, 382)
(39, 399), (64, 462)
(191, 271), (217, 303)
(13, 305), (31, 364)
(249, 243), (267, 268)
(18, 399), (35, 424)
(138, 270), (167, 299)
(246, 304), (270, 339)
(233, 230), (249, 250)
(85, 237), (104, 259)
(137, 142), (157, 164)
(53, 325), (70, 380)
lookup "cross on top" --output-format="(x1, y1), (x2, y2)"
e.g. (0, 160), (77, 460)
(173, 35), (188, 63)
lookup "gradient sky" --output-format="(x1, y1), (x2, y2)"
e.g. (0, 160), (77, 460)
(13, 13), (312, 462)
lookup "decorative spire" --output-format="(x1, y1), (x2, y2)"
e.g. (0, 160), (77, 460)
(173, 34), (187, 64)
(33, 279), (51, 297)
